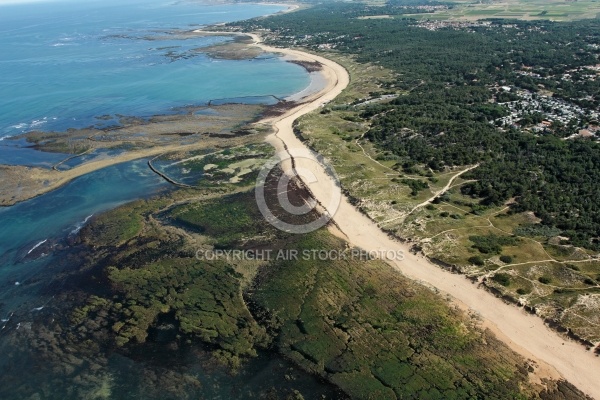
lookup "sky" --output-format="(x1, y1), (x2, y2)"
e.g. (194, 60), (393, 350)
(0, 0), (59, 4)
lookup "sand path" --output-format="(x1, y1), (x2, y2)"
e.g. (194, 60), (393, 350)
(249, 34), (600, 399)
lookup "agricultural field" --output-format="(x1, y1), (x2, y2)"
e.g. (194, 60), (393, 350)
(416, 0), (600, 21)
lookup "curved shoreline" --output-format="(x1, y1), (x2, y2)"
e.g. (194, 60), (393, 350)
(0, 142), (212, 207)
(246, 33), (600, 399)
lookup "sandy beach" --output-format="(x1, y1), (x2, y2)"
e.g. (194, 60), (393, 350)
(248, 33), (600, 399)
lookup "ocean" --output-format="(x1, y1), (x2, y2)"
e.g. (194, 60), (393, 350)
(0, 0), (309, 139)
(0, 1), (342, 398)
(0, 0), (310, 304)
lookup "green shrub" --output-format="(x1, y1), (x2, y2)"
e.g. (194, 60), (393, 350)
(468, 256), (485, 266)
(400, 178), (429, 196)
(491, 273), (511, 287)
(513, 225), (562, 238)
(499, 255), (513, 264)
(469, 234), (520, 255)
(538, 276), (551, 284)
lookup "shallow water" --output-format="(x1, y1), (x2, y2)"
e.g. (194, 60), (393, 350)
(0, 139), (68, 167)
(0, 1), (341, 397)
(0, 0), (309, 295)
(0, 159), (168, 305)
(0, 0), (309, 140)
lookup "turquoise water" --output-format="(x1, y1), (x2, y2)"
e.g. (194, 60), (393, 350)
(0, 0), (309, 139)
(0, 2), (341, 397)
(0, 160), (166, 264)
(0, 138), (69, 167)
(0, 159), (169, 309)
(0, 0), (309, 307)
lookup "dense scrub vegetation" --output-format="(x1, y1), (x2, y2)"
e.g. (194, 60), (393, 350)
(253, 231), (539, 399)
(66, 188), (588, 399)
(469, 234), (520, 255)
(238, 2), (600, 250)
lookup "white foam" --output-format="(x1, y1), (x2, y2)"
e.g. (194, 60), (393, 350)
(70, 214), (94, 235)
(27, 239), (47, 255)
(29, 117), (48, 128)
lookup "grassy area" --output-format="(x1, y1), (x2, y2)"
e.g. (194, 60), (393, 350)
(155, 143), (273, 187)
(169, 191), (273, 248)
(251, 230), (576, 398)
(400, 189), (600, 343)
(81, 200), (155, 247)
(418, 0), (600, 21)
(295, 54), (468, 224)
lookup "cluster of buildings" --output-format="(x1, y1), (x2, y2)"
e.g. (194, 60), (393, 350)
(493, 87), (599, 138)
(517, 65), (600, 83)
(395, 5), (449, 12)
(414, 20), (493, 31)
(265, 32), (341, 49)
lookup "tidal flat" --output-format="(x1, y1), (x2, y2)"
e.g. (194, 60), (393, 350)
(0, 102), (271, 206)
